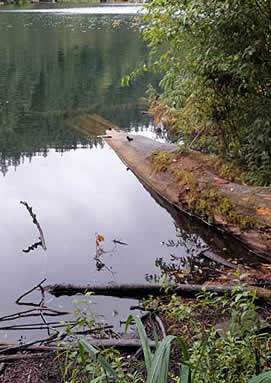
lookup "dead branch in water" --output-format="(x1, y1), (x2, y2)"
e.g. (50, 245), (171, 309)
(0, 334), (58, 355)
(16, 278), (47, 307)
(23, 240), (43, 253)
(46, 282), (271, 301)
(0, 307), (70, 322)
(20, 201), (47, 251)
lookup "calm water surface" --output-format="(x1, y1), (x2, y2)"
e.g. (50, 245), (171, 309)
(0, 4), (252, 341)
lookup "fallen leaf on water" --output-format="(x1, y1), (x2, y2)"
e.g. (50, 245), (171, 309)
(97, 234), (105, 242)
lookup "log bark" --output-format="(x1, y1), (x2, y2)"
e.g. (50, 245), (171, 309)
(45, 282), (271, 300)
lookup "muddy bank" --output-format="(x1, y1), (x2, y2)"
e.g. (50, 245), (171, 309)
(105, 130), (271, 256)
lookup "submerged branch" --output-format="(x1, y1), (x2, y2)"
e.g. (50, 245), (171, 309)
(16, 278), (47, 307)
(20, 201), (47, 251)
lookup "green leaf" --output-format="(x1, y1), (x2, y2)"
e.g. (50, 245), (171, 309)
(180, 362), (191, 383)
(177, 336), (189, 361)
(126, 315), (153, 374)
(146, 335), (175, 383)
(78, 339), (118, 379)
(249, 371), (271, 383)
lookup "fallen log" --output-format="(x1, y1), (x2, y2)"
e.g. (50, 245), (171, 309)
(0, 339), (156, 358)
(104, 130), (271, 256)
(45, 282), (271, 300)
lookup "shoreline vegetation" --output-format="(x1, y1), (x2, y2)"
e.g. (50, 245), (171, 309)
(2, 280), (271, 382)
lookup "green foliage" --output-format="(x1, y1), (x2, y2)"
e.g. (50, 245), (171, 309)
(249, 371), (271, 383)
(78, 339), (118, 380)
(61, 287), (271, 382)
(142, 0), (271, 185)
(58, 294), (141, 383)
(170, 286), (270, 382)
(126, 314), (177, 383)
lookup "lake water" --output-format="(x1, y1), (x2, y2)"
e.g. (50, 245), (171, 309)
(0, 4), (254, 342)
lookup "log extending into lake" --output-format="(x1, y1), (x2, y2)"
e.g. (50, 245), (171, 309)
(46, 282), (271, 300)
(104, 130), (271, 256)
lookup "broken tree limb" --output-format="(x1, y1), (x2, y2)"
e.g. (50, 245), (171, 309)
(79, 338), (156, 350)
(0, 307), (70, 322)
(0, 334), (58, 355)
(45, 282), (271, 300)
(20, 201), (47, 251)
(0, 345), (65, 353)
(198, 249), (237, 270)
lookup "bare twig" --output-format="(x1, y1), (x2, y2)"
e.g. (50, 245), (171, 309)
(23, 240), (43, 253)
(188, 126), (206, 149)
(0, 345), (65, 353)
(16, 279), (47, 307)
(0, 334), (58, 355)
(112, 239), (128, 246)
(20, 201), (47, 251)
(0, 308), (70, 322)
(0, 321), (76, 331)
(130, 305), (146, 311)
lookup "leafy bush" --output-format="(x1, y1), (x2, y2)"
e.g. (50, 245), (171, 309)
(142, 0), (271, 184)
(60, 288), (271, 382)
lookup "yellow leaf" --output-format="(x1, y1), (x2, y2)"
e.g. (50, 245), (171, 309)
(97, 234), (104, 242)
(176, 273), (184, 278)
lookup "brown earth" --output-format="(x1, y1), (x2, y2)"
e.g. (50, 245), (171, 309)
(0, 352), (63, 383)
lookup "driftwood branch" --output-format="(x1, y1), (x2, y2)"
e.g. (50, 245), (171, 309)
(0, 307), (69, 322)
(45, 282), (271, 300)
(20, 201), (47, 251)
(0, 334), (58, 355)
(16, 278), (47, 307)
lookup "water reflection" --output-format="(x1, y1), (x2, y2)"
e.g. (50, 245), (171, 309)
(0, 8), (156, 174)
(0, 5), (144, 15)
